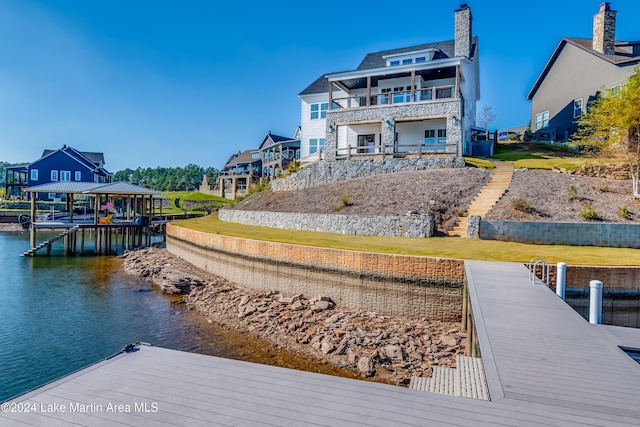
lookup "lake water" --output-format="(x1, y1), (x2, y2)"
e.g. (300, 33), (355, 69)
(0, 231), (358, 402)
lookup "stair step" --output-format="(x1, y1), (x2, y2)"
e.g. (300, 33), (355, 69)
(456, 356), (490, 400)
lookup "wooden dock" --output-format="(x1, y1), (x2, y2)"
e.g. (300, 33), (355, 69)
(2, 261), (640, 426)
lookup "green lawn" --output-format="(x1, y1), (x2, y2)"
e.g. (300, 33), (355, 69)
(160, 191), (230, 213)
(172, 215), (640, 266)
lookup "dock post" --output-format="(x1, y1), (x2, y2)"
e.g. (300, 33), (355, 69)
(461, 282), (468, 331)
(556, 262), (566, 300)
(589, 280), (603, 325)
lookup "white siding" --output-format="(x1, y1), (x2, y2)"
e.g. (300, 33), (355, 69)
(299, 94), (329, 161)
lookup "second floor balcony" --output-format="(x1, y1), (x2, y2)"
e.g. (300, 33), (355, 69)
(326, 59), (465, 113)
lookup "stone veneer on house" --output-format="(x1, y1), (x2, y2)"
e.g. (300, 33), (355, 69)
(324, 102), (463, 161)
(271, 157), (465, 192)
(218, 209), (435, 238)
(166, 224), (464, 321)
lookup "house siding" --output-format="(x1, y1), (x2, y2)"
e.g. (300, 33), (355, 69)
(299, 94), (330, 160)
(530, 43), (637, 137)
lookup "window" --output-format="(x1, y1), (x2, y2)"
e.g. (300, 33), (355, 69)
(402, 58), (412, 65)
(389, 60), (400, 66)
(75, 171), (81, 181)
(48, 193), (56, 199)
(573, 99), (583, 119)
(31, 169), (38, 181)
(251, 152), (259, 159)
(535, 111), (549, 130)
(310, 103), (328, 120)
(437, 129), (447, 144)
(611, 85), (621, 96)
(51, 170), (58, 181)
(424, 129), (436, 144)
(309, 138), (326, 154)
(60, 171), (71, 181)
(415, 56), (426, 63)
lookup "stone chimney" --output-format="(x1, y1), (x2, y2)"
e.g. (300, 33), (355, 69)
(454, 4), (473, 58)
(593, 2), (616, 55)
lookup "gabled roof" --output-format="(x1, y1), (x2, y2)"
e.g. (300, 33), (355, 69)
(257, 131), (298, 150)
(221, 150), (260, 170)
(527, 37), (640, 100)
(25, 181), (159, 195)
(41, 147), (105, 166)
(299, 38), (478, 96)
(35, 145), (111, 176)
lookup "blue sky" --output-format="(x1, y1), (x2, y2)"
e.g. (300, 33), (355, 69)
(1, 0), (639, 171)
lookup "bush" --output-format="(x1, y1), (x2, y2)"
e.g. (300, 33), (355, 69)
(287, 160), (301, 173)
(618, 206), (630, 219)
(581, 204), (599, 220)
(335, 193), (353, 211)
(568, 185), (578, 198)
(511, 197), (532, 213)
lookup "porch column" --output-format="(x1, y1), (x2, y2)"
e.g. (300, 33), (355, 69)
(366, 75), (371, 106)
(410, 70), (415, 102)
(455, 65), (460, 98)
(447, 114), (463, 157)
(328, 82), (333, 110)
(382, 118), (396, 154)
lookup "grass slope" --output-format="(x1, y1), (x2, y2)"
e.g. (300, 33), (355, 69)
(173, 215), (640, 266)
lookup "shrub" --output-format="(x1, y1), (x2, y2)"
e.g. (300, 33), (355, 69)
(580, 204), (599, 220)
(511, 197), (532, 213)
(335, 193), (353, 211)
(568, 185), (578, 198)
(618, 206), (630, 219)
(287, 160), (301, 173)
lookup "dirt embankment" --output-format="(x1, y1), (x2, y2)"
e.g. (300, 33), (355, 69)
(122, 246), (466, 386)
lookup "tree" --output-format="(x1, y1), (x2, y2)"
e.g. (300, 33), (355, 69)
(477, 105), (497, 130)
(574, 67), (640, 197)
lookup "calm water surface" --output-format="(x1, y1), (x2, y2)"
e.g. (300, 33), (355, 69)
(0, 231), (357, 402)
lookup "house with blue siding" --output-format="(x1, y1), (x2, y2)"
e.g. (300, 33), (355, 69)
(27, 145), (112, 201)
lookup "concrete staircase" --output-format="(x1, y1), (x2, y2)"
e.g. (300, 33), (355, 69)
(409, 355), (490, 400)
(448, 161), (514, 237)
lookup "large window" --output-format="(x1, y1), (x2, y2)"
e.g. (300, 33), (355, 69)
(309, 138), (326, 154)
(51, 170), (58, 181)
(310, 103), (328, 120)
(31, 169), (38, 181)
(573, 98), (583, 119)
(60, 170), (71, 181)
(535, 111), (549, 130)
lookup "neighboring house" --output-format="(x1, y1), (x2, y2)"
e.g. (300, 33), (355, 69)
(25, 145), (112, 201)
(527, 2), (640, 142)
(298, 4), (480, 163)
(213, 150), (262, 199)
(257, 129), (300, 179)
(4, 165), (28, 200)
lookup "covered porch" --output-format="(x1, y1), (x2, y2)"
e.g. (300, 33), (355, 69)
(333, 117), (458, 159)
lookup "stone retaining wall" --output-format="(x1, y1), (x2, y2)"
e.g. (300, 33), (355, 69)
(479, 220), (640, 248)
(218, 209), (435, 238)
(271, 158), (465, 192)
(166, 224), (464, 321)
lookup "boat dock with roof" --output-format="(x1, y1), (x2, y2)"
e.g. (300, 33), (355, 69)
(3, 261), (639, 425)
(21, 181), (165, 256)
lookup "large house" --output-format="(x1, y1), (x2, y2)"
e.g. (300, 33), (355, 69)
(205, 130), (300, 199)
(527, 2), (640, 142)
(9, 145), (111, 201)
(298, 4), (480, 163)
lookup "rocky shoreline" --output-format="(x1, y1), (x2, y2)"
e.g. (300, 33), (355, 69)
(122, 244), (467, 385)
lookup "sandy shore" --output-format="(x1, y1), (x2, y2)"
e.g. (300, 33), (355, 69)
(122, 245), (466, 385)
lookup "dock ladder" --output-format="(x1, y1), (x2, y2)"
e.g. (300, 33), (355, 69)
(528, 257), (550, 285)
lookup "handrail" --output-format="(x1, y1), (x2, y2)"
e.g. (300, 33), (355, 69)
(330, 85), (456, 110)
(528, 257), (550, 286)
(334, 142), (457, 160)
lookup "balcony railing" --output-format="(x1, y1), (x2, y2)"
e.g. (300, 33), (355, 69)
(334, 141), (458, 159)
(331, 85), (456, 110)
